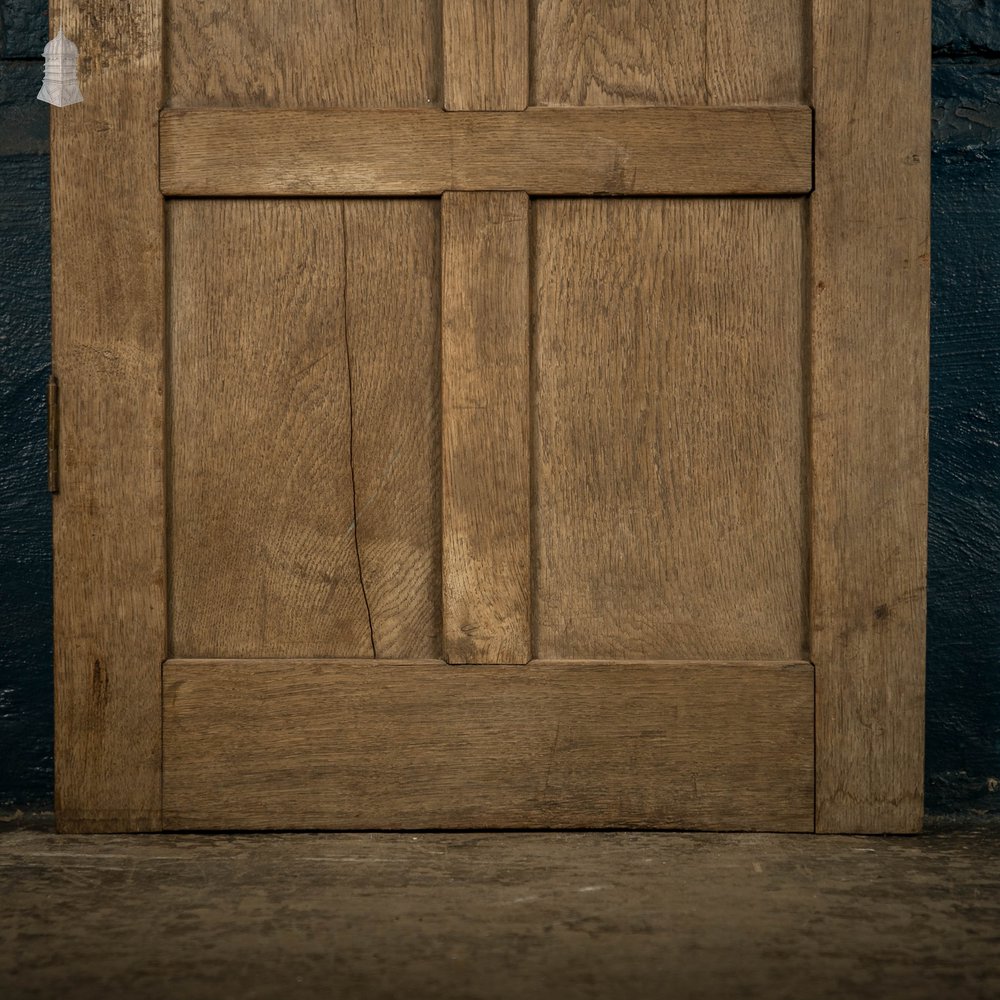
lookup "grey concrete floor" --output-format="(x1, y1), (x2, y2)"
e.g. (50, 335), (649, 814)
(1, 817), (998, 1000)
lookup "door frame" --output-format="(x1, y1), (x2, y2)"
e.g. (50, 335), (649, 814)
(51, 0), (929, 833)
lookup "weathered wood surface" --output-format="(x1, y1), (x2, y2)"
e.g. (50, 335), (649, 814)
(170, 199), (441, 660)
(534, 198), (807, 661)
(163, 659), (815, 831)
(811, 0), (930, 833)
(51, 2), (165, 832)
(159, 107), (814, 196)
(442, 192), (531, 664)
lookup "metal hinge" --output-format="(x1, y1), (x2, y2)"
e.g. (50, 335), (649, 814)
(47, 374), (59, 494)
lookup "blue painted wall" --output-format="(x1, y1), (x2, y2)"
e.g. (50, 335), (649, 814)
(927, 3), (1000, 814)
(1, 2), (998, 815)
(0, 0), (51, 809)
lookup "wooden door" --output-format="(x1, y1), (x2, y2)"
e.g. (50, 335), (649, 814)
(51, 1), (929, 833)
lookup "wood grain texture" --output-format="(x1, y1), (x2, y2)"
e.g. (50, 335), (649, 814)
(50, 1), (165, 832)
(342, 201), (442, 660)
(705, 0), (807, 104)
(166, 0), (441, 108)
(162, 659), (815, 831)
(442, 193), (530, 664)
(811, 0), (930, 833)
(444, 0), (528, 109)
(169, 200), (440, 660)
(534, 199), (806, 661)
(158, 107), (814, 197)
(531, 0), (804, 106)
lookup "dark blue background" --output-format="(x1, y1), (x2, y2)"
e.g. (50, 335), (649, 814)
(1, 2), (997, 814)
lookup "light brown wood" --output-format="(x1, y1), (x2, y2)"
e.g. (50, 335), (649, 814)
(705, 0), (807, 104)
(162, 659), (815, 831)
(811, 1), (930, 833)
(531, 0), (804, 106)
(166, 0), (441, 108)
(442, 193), (531, 664)
(444, 0), (528, 110)
(534, 198), (807, 661)
(169, 200), (440, 659)
(341, 201), (443, 660)
(158, 107), (814, 197)
(55, 0), (930, 835)
(50, 1), (165, 832)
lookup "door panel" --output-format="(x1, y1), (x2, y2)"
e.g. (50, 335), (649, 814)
(532, 0), (805, 106)
(534, 198), (806, 660)
(167, 0), (442, 108)
(169, 199), (441, 659)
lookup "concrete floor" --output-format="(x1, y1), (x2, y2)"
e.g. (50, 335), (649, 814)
(1, 817), (998, 1000)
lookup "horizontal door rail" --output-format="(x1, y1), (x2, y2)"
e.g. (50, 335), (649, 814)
(159, 107), (814, 197)
(162, 658), (814, 831)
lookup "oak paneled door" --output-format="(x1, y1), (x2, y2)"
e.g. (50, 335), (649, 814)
(50, 1), (929, 833)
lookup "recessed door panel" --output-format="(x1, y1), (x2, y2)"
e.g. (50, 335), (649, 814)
(532, 0), (806, 106)
(169, 199), (441, 659)
(167, 0), (442, 108)
(534, 198), (806, 660)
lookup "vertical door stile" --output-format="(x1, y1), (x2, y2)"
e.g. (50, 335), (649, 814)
(441, 193), (532, 664)
(810, 0), (930, 833)
(441, 3), (532, 664)
(443, 0), (530, 110)
(51, 0), (166, 831)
